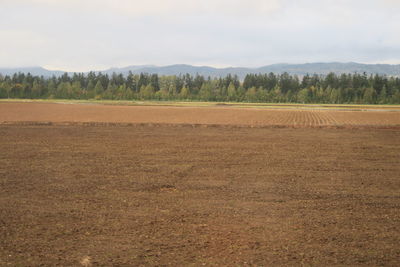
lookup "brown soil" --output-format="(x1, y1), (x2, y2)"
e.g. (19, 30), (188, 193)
(1, 102), (399, 265)
(1, 102), (400, 128)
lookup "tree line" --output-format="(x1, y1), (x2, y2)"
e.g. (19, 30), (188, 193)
(0, 71), (399, 104)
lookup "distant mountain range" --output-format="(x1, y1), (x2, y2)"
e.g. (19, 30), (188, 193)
(1, 62), (400, 79)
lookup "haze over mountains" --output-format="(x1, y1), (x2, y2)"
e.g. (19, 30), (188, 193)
(1, 62), (400, 79)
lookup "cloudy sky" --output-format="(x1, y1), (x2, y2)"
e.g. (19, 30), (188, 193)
(1, 0), (400, 71)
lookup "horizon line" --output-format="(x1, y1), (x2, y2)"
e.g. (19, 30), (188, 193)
(1, 61), (400, 73)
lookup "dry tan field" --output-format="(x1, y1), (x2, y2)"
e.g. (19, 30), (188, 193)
(0, 102), (399, 266)
(0, 101), (400, 128)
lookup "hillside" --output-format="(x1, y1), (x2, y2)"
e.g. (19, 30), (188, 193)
(1, 62), (400, 78)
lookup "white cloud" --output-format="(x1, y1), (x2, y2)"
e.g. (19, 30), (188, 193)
(3, 0), (282, 17)
(1, 0), (400, 69)
(383, 0), (400, 7)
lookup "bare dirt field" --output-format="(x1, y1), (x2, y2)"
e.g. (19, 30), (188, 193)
(0, 101), (400, 128)
(1, 102), (400, 266)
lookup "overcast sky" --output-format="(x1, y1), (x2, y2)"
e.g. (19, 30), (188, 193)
(1, 0), (400, 71)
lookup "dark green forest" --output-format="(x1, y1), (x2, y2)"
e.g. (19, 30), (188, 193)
(1, 71), (399, 104)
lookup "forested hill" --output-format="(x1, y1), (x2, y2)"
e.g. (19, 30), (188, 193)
(1, 62), (400, 78)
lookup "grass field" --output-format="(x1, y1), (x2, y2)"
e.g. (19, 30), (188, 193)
(1, 98), (400, 111)
(0, 101), (399, 265)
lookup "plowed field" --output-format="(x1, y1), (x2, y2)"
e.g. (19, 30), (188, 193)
(0, 102), (399, 128)
(1, 102), (399, 266)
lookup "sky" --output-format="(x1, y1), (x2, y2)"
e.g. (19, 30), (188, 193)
(1, 0), (400, 71)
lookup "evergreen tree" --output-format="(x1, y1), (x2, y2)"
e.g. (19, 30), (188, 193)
(227, 82), (236, 101)
(94, 80), (104, 96)
(0, 71), (398, 104)
(245, 87), (258, 102)
(363, 87), (376, 104)
(378, 85), (387, 104)
(298, 88), (309, 103)
(180, 86), (189, 99)
(199, 83), (212, 101)
(140, 84), (155, 100)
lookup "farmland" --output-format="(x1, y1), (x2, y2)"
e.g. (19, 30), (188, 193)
(1, 101), (400, 266)
(1, 101), (400, 128)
